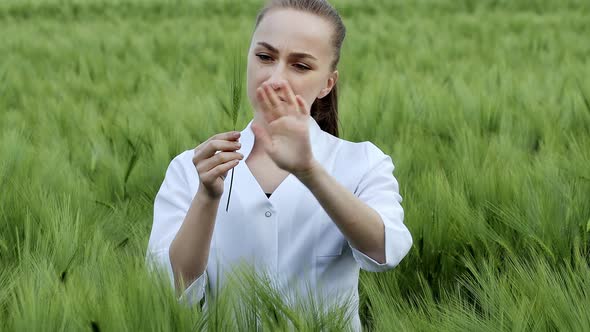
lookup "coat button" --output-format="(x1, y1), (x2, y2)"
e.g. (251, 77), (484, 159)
(265, 211), (272, 217)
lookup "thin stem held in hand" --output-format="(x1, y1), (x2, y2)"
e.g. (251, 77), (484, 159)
(220, 50), (244, 212)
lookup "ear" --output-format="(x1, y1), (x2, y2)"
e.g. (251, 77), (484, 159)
(318, 70), (339, 99)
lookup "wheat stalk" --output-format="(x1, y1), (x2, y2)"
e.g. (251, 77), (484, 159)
(219, 51), (243, 212)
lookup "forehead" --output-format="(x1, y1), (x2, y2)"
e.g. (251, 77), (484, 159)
(252, 9), (334, 60)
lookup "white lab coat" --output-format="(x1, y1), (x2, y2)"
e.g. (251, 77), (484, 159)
(146, 116), (413, 331)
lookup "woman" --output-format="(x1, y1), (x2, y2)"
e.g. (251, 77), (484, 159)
(146, 0), (412, 330)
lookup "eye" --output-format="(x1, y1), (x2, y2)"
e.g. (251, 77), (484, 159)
(256, 54), (273, 62)
(294, 63), (311, 71)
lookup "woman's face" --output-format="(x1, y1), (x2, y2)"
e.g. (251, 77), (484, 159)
(247, 9), (338, 115)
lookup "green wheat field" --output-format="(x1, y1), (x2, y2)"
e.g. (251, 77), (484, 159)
(1, 0), (589, 330)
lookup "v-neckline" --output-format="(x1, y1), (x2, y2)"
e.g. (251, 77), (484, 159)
(234, 116), (325, 203)
(242, 158), (293, 202)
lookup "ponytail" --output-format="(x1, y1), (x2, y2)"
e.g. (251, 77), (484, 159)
(311, 84), (339, 137)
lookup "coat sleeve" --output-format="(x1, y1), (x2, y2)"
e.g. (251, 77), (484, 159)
(349, 142), (413, 272)
(145, 151), (208, 307)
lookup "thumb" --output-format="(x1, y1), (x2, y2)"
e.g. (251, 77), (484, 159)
(251, 123), (272, 152)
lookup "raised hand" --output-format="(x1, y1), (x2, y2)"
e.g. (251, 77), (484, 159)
(251, 80), (316, 176)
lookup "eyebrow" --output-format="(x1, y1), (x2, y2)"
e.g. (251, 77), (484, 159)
(257, 42), (318, 61)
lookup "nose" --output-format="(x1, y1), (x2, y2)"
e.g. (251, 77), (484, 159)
(266, 64), (286, 91)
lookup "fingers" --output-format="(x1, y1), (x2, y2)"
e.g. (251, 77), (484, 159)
(281, 80), (298, 106)
(295, 95), (309, 116)
(257, 83), (286, 121)
(196, 151), (244, 175)
(193, 136), (241, 165)
(209, 131), (240, 143)
(266, 83), (283, 108)
(196, 131), (240, 150)
(200, 158), (240, 184)
(257, 81), (307, 118)
(257, 86), (276, 122)
(194, 141), (242, 166)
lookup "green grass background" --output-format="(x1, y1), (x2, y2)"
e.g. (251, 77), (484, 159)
(1, 0), (589, 330)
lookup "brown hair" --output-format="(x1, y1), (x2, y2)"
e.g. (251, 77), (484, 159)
(254, 0), (346, 137)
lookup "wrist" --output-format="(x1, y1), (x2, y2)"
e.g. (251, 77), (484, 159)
(294, 159), (323, 185)
(196, 188), (222, 204)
